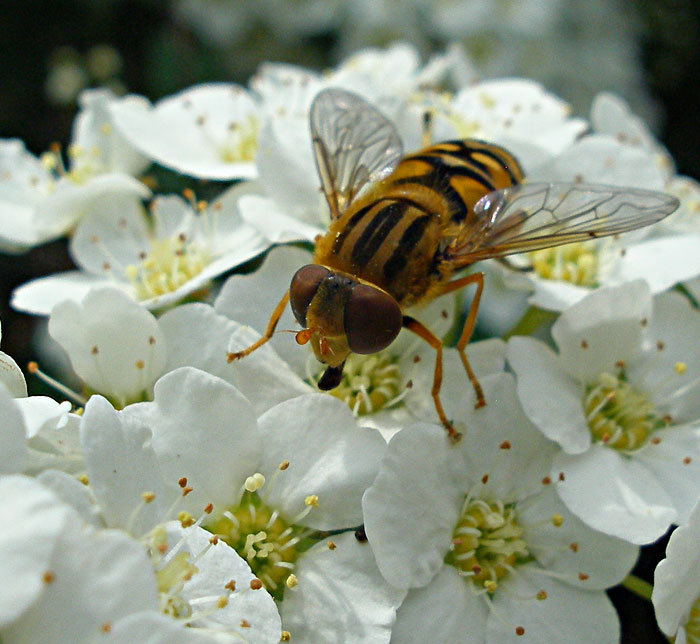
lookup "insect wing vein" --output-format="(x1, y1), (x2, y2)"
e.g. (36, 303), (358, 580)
(447, 182), (680, 263)
(310, 88), (403, 220)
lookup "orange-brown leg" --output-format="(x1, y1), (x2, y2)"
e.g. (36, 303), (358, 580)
(434, 272), (486, 408)
(226, 291), (290, 362)
(403, 315), (461, 443)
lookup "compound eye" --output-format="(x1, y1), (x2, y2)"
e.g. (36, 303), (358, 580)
(344, 284), (402, 354)
(290, 265), (330, 327)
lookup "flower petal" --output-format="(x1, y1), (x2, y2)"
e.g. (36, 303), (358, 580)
(553, 445), (676, 544)
(257, 394), (386, 530)
(281, 533), (406, 644)
(362, 422), (469, 589)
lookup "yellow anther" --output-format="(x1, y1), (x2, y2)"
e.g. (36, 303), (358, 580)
(304, 495), (319, 507)
(551, 514), (563, 527)
(674, 362), (687, 375)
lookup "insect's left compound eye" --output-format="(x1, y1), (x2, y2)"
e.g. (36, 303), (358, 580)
(290, 265), (331, 327)
(344, 284), (402, 354)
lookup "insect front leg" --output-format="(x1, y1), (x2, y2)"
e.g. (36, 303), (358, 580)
(402, 315), (461, 443)
(435, 272), (486, 409)
(226, 291), (290, 362)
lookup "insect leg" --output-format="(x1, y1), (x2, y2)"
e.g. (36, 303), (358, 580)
(402, 315), (461, 443)
(434, 272), (486, 409)
(421, 111), (433, 148)
(226, 291), (290, 362)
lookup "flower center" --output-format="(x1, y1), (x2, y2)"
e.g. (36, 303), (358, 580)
(686, 594), (700, 644)
(218, 115), (259, 163)
(322, 351), (404, 415)
(446, 498), (530, 591)
(529, 242), (598, 287)
(584, 371), (665, 450)
(209, 492), (302, 601)
(125, 234), (209, 300)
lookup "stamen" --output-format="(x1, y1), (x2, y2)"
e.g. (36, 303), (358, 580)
(26, 361), (87, 406)
(322, 350), (403, 416)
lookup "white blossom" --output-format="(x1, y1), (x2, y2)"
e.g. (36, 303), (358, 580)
(363, 373), (638, 644)
(11, 185), (266, 314)
(506, 281), (700, 544)
(0, 90), (149, 253)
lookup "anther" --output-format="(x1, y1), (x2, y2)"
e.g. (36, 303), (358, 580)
(250, 579), (263, 590)
(327, 541), (337, 550)
(551, 514), (563, 527)
(281, 631), (291, 641)
(286, 574), (298, 589)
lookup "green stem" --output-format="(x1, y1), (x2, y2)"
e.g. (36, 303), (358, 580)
(621, 574), (653, 601)
(502, 306), (558, 340)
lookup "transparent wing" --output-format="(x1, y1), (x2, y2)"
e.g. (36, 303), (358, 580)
(447, 182), (680, 264)
(310, 88), (403, 220)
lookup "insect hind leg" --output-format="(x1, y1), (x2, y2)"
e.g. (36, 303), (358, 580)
(402, 315), (461, 443)
(421, 111), (433, 148)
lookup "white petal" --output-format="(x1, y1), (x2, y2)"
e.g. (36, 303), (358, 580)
(0, 387), (28, 474)
(487, 564), (620, 644)
(532, 134), (666, 189)
(0, 475), (72, 626)
(606, 235), (700, 294)
(362, 422), (469, 589)
(280, 533), (406, 644)
(34, 172), (150, 239)
(456, 373), (559, 503)
(630, 290), (700, 423)
(110, 84), (259, 180)
(635, 424), (700, 524)
(37, 469), (103, 527)
(159, 303), (310, 417)
(107, 612), (222, 644)
(652, 500), (700, 636)
(72, 89), (151, 176)
(11, 271), (120, 316)
(551, 280), (651, 383)
(13, 396), (71, 439)
(70, 191), (150, 279)
(390, 565), (487, 644)
(506, 337), (590, 453)
(2, 522), (158, 643)
(238, 194), (323, 243)
(553, 445), (676, 544)
(48, 287), (166, 404)
(519, 485), (638, 590)
(0, 350), (27, 397)
(137, 367), (262, 514)
(80, 395), (170, 535)
(167, 524), (281, 643)
(257, 394), (386, 530)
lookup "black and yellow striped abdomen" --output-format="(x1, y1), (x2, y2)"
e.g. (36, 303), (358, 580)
(313, 138), (524, 307)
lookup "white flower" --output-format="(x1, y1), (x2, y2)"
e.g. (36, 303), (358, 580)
(11, 185), (266, 315)
(363, 373), (638, 644)
(48, 288), (168, 407)
(109, 84), (261, 180)
(506, 281), (700, 544)
(0, 474), (241, 644)
(76, 366), (397, 639)
(652, 498), (700, 643)
(0, 90), (150, 253)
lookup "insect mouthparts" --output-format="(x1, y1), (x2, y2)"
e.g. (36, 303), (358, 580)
(318, 363), (345, 390)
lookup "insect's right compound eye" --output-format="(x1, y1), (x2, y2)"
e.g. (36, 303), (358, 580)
(290, 265), (330, 327)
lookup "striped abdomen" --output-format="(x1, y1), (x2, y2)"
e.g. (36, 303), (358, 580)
(313, 139), (524, 306)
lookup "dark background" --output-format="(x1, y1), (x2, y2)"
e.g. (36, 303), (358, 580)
(1, 1), (698, 641)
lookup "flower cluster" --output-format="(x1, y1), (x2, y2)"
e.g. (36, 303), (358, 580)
(2, 42), (700, 643)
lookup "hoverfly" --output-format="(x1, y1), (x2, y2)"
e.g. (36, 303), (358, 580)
(228, 87), (679, 441)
